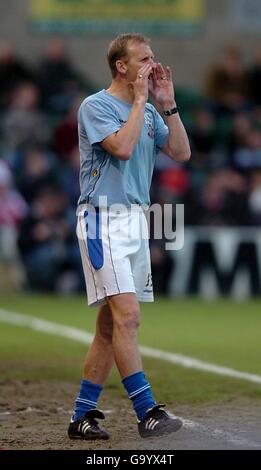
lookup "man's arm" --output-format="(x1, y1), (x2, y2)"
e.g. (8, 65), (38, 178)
(101, 100), (146, 161)
(101, 63), (153, 161)
(161, 105), (191, 162)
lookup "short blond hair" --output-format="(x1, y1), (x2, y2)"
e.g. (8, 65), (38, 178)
(107, 33), (150, 78)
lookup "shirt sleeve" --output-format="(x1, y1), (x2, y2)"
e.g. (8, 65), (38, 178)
(80, 99), (121, 145)
(154, 109), (169, 150)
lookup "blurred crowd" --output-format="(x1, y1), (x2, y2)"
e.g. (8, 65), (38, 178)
(0, 38), (260, 293)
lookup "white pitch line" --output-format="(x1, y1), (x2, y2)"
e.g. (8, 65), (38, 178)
(180, 418), (261, 449)
(139, 346), (261, 384)
(1, 308), (261, 385)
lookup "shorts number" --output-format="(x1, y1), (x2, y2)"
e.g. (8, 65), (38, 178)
(145, 273), (153, 288)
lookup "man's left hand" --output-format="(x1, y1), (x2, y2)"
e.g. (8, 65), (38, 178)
(149, 63), (175, 109)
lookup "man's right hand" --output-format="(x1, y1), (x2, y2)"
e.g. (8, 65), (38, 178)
(130, 64), (154, 104)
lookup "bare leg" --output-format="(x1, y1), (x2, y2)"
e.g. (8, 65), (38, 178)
(83, 303), (114, 384)
(107, 293), (142, 379)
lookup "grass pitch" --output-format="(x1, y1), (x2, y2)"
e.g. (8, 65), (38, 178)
(0, 294), (261, 406)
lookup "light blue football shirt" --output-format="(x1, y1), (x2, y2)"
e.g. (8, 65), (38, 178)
(78, 89), (169, 208)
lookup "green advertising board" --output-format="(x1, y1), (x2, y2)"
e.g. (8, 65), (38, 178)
(30, 0), (205, 35)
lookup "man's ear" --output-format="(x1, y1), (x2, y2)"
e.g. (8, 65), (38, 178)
(115, 59), (127, 75)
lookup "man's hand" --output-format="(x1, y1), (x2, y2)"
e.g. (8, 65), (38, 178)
(130, 63), (154, 105)
(149, 63), (175, 110)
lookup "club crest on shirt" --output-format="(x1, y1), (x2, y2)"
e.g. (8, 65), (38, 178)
(144, 112), (155, 139)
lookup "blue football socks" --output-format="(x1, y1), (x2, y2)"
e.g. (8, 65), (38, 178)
(122, 371), (157, 421)
(73, 378), (103, 421)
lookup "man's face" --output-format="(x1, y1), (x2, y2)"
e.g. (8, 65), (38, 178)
(124, 42), (155, 82)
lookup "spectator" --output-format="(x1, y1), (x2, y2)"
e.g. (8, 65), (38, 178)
(18, 186), (81, 292)
(53, 97), (81, 159)
(37, 38), (94, 113)
(189, 107), (217, 170)
(14, 146), (61, 203)
(204, 46), (248, 115)
(228, 112), (252, 163)
(190, 108), (216, 155)
(2, 82), (50, 152)
(0, 39), (36, 110)
(232, 125), (261, 171)
(186, 170), (249, 225)
(0, 160), (27, 291)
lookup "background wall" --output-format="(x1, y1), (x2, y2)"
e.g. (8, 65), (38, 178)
(0, 0), (260, 89)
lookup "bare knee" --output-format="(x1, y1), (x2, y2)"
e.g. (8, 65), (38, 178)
(108, 293), (141, 336)
(113, 305), (141, 333)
